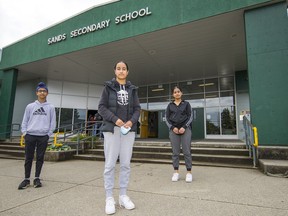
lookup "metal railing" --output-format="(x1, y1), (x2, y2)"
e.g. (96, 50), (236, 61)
(51, 121), (103, 155)
(0, 123), (21, 141)
(16, 121), (103, 155)
(243, 116), (258, 167)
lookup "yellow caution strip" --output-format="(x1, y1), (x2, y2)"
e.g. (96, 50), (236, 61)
(53, 132), (63, 147)
(253, 127), (258, 147)
(20, 135), (25, 147)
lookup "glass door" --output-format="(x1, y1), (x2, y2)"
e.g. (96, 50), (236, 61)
(205, 76), (237, 139)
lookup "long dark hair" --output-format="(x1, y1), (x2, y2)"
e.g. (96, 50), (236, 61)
(171, 85), (182, 94)
(114, 61), (129, 71)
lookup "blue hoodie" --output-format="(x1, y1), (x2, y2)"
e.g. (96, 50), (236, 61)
(21, 100), (56, 137)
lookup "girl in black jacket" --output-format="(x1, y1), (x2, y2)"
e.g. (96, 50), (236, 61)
(165, 86), (193, 183)
(98, 61), (140, 215)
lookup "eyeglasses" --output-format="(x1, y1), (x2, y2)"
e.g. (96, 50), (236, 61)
(38, 90), (47, 93)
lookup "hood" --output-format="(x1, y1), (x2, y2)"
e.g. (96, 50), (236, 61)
(35, 100), (50, 106)
(105, 78), (134, 90)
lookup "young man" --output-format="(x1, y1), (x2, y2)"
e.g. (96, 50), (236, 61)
(18, 82), (56, 189)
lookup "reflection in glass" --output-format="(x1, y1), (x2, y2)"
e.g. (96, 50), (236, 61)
(205, 92), (219, 106)
(139, 98), (147, 104)
(59, 108), (73, 132)
(55, 108), (60, 132)
(140, 103), (148, 110)
(204, 78), (218, 92)
(179, 80), (204, 94)
(138, 86), (147, 98)
(73, 109), (86, 129)
(221, 106), (236, 135)
(220, 76), (234, 91)
(183, 93), (204, 108)
(148, 97), (169, 110)
(148, 84), (169, 97)
(206, 107), (220, 135)
(220, 91), (235, 106)
(148, 97), (169, 103)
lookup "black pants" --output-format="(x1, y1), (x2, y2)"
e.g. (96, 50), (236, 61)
(24, 134), (49, 179)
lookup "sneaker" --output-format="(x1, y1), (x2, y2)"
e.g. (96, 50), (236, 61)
(33, 178), (42, 188)
(186, 173), (193, 183)
(105, 197), (116, 215)
(171, 173), (179, 182)
(18, 179), (30, 190)
(119, 195), (135, 210)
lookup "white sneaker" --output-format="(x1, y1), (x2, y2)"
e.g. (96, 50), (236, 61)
(119, 195), (135, 210)
(186, 173), (193, 183)
(105, 197), (116, 215)
(171, 173), (179, 182)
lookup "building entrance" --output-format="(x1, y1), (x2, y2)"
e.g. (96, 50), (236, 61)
(138, 76), (237, 139)
(139, 110), (158, 138)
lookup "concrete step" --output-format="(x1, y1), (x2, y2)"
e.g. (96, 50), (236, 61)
(0, 139), (253, 168)
(134, 139), (247, 148)
(78, 148), (253, 166)
(89, 145), (249, 156)
(0, 149), (25, 159)
(0, 153), (24, 160)
(259, 159), (288, 177)
(0, 142), (21, 146)
(0, 144), (24, 151)
(73, 154), (254, 169)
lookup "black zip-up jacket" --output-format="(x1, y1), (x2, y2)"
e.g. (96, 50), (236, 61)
(98, 78), (141, 133)
(165, 100), (193, 130)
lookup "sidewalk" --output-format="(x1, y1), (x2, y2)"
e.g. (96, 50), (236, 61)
(0, 158), (287, 216)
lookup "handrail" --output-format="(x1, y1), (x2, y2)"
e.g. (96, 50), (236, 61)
(243, 116), (258, 167)
(20, 135), (25, 147)
(253, 127), (258, 147)
(0, 123), (21, 141)
(18, 121), (103, 155)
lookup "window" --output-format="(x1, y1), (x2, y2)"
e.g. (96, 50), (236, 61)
(204, 78), (218, 92)
(148, 84), (169, 97)
(179, 80), (204, 94)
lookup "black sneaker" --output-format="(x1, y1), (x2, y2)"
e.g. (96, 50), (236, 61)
(18, 180), (30, 190)
(33, 178), (42, 188)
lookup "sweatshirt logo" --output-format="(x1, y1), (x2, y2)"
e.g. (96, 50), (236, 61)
(117, 89), (129, 106)
(33, 107), (47, 115)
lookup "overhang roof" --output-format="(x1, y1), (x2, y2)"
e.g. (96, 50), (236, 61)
(17, 9), (246, 86)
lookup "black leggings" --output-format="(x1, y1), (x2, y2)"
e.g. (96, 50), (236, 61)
(24, 134), (49, 179)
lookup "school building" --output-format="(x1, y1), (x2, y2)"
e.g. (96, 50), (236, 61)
(0, 0), (287, 149)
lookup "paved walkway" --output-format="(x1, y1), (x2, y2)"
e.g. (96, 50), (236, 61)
(0, 158), (287, 216)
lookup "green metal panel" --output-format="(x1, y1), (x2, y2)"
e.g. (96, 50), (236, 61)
(192, 108), (205, 140)
(0, 0), (273, 70)
(245, 2), (288, 146)
(0, 69), (18, 140)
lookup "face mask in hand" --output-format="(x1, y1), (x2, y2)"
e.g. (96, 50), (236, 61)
(120, 126), (131, 135)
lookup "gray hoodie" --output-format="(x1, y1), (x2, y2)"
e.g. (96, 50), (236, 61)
(21, 100), (56, 137)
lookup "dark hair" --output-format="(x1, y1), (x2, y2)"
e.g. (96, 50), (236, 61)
(171, 85), (182, 94)
(114, 61), (129, 71)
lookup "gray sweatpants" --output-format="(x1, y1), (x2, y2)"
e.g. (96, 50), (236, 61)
(169, 128), (192, 171)
(103, 126), (135, 198)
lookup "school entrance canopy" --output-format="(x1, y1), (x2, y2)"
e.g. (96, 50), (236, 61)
(14, 9), (246, 86)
